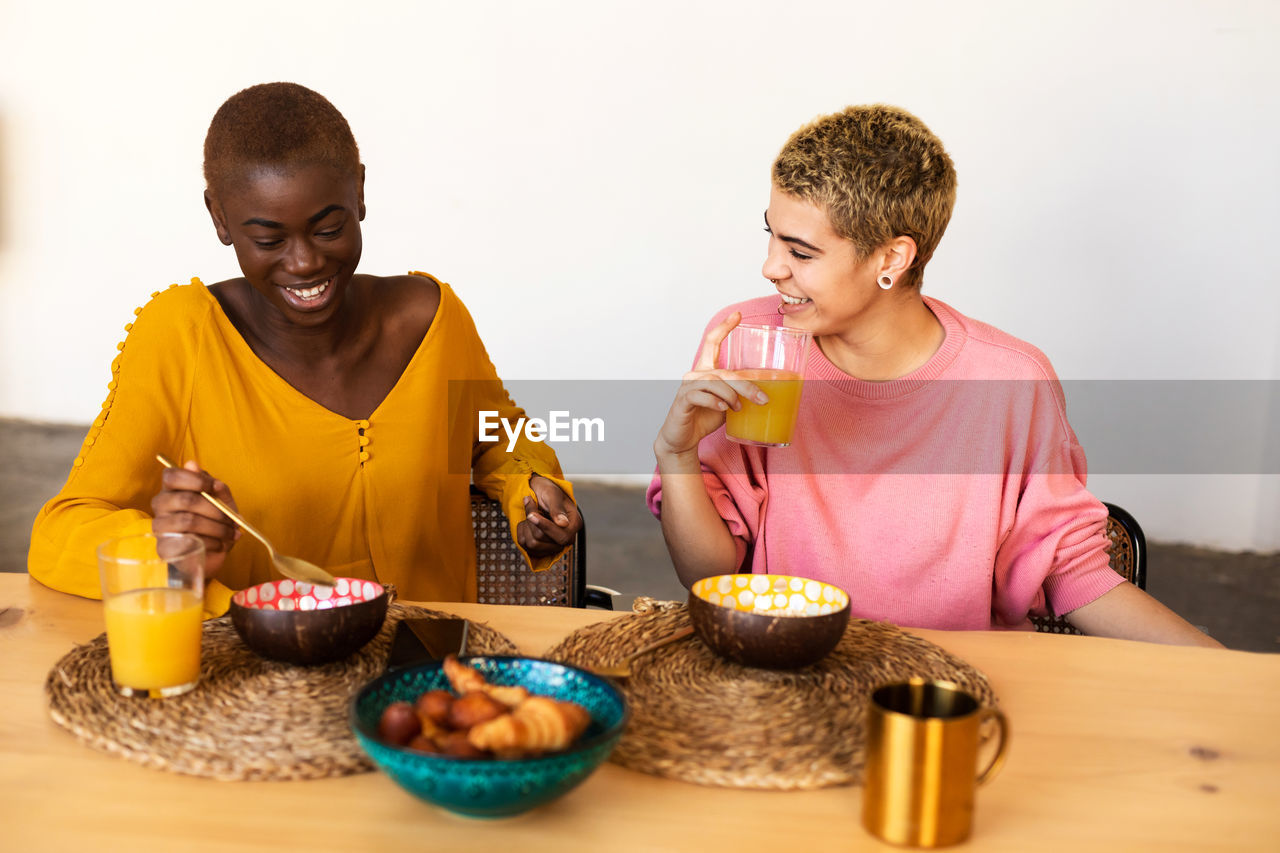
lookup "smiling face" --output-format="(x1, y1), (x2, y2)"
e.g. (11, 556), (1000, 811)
(762, 185), (884, 337)
(206, 162), (365, 326)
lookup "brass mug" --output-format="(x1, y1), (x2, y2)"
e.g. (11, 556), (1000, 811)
(861, 679), (1009, 848)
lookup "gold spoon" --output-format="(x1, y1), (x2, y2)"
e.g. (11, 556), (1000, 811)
(156, 454), (336, 588)
(592, 625), (695, 679)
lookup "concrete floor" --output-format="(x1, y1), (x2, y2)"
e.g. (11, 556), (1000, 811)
(5, 418), (1277, 652)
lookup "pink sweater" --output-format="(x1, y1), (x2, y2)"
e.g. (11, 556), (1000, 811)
(647, 295), (1124, 631)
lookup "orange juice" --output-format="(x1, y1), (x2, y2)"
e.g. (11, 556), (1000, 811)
(103, 588), (202, 693)
(725, 369), (804, 446)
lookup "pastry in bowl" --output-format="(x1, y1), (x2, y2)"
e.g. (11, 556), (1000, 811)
(351, 655), (627, 818)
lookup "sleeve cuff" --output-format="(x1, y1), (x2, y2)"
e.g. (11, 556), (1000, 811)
(500, 468), (576, 573)
(203, 579), (235, 619)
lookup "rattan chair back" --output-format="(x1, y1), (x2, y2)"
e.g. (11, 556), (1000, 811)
(1030, 502), (1147, 635)
(471, 488), (602, 608)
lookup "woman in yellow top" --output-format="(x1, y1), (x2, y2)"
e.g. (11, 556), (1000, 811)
(29, 82), (582, 615)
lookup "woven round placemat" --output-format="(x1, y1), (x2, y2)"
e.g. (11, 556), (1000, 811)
(545, 602), (998, 791)
(46, 603), (518, 781)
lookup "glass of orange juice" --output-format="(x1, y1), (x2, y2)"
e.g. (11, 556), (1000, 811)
(724, 324), (812, 447)
(97, 532), (205, 698)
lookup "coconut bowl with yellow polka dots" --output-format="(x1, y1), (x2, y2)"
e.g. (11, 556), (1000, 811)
(688, 574), (851, 670)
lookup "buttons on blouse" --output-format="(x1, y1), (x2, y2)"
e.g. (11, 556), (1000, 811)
(85, 298), (141, 469)
(356, 419), (372, 465)
(83, 285), (175, 473)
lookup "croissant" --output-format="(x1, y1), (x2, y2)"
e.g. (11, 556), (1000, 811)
(466, 696), (591, 757)
(413, 709), (448, 742)
(443, 655), (529, 708)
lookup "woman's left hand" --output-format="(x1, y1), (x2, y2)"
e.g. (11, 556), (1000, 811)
(516, 475), (584, 558)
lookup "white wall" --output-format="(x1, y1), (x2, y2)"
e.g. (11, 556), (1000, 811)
(1, 0), (1277, 549)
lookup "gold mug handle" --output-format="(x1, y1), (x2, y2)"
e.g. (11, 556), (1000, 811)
(976, 707), (1010, 785)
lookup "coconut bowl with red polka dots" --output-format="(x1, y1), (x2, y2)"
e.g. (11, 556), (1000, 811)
(229, 577), (389, 665)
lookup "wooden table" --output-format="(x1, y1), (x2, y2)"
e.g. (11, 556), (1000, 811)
(2, 574), (1277, 851)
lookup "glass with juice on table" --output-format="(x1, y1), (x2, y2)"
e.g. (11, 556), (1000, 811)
(724, 324), (811, 447)
(97, 532), (205, 698)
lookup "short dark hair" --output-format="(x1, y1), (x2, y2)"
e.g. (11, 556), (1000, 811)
(203, 82), (360, 193)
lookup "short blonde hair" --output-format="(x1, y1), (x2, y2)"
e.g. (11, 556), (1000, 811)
(772, 105), (956, 289)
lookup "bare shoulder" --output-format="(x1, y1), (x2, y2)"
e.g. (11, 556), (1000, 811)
(382, 272), (441, 303)
(204, 277), (252, 326)
(378, 273), (441, 325)
(205, 277), (249, 296)
(361, 274), (442, 351)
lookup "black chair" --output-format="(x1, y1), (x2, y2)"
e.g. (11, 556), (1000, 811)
(470, 487), (614, 609)
(1030, 502), (1146, 635)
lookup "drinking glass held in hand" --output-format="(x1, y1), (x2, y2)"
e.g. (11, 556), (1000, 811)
(723, 324), (811, 447)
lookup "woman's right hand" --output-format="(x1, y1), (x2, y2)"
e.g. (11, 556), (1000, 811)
(654, 312), (767, 461)
(151, 459), (241, 580)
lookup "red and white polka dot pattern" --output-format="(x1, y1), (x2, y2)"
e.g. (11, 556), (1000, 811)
(231, 578), (384, 612)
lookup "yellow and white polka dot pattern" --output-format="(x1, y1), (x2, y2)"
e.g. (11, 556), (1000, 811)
(691, 574), (849, 617)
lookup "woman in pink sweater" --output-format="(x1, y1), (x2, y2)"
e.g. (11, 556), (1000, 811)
(648, 105), (1218, 647)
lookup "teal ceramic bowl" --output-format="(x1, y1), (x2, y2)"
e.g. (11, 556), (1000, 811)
(350, 656), (628, 818)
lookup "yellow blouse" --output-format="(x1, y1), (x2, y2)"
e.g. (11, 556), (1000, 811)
(28, 274), (573, 616)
